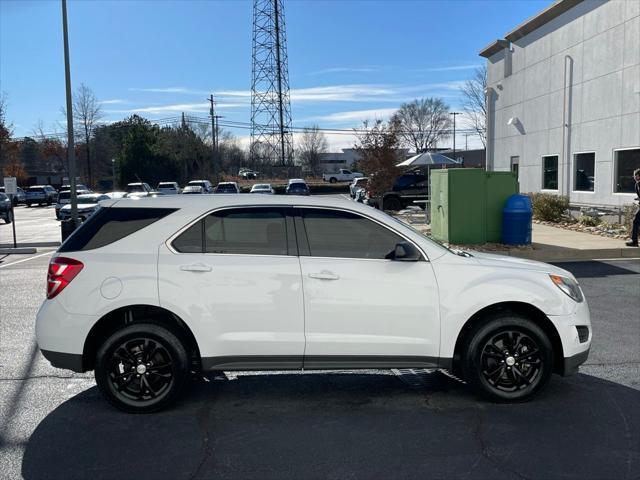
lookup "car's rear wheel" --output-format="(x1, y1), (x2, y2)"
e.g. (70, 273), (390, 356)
(329, 177), (337, 184)
(383, 196), (402, 211)
(462, 314), (553, 402)
(95, 323), (190, 413)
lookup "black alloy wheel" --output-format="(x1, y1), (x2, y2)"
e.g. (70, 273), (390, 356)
(95, 323), (189, 413)
(479, 330), (543, 393)
(383, 197), (402, 211)
(463, 314), (553, 402)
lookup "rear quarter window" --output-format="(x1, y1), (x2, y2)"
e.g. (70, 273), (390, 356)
(59, 207), (177, 252)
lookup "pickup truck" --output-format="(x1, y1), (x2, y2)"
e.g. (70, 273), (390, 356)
(322, 169), (364, 184)
(366, 170), (428, 211)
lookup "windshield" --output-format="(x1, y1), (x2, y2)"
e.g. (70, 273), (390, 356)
(78, 196), (100, 204)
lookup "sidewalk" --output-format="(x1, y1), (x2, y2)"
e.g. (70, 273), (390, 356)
(504, 223), (639, 262)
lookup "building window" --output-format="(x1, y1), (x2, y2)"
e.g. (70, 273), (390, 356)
(542, 155), (558, 190)
(614, 148), (640, 193)
(574, 152), (595, 192)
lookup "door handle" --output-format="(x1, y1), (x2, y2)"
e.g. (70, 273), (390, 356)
(308, 271), (340, 280)
(180, 263), (212, 273)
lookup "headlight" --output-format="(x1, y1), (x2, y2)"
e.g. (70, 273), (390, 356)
(549, 274), (584, 303)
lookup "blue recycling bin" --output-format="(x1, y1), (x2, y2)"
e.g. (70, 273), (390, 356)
(502, 194), (532, 245)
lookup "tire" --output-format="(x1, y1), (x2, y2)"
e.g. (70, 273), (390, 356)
(461, 314), (553, 403)
(94, 323), (190, 413)
(329, 177), (337, 184)
(26, 203), (31, 208)
(383, 196), (402, 211)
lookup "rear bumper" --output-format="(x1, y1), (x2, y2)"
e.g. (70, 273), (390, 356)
(40, 349), (85, 372)
(563, 348), (590, 376)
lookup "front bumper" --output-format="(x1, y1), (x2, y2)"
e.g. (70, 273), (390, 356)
(41, 349), (84, 372)
(548, 298), (592, 375)
(563, 348), (590, 376)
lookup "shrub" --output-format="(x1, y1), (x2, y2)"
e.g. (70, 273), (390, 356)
(578, 215), (600, 227)
(529, 193), (569, 222)
(622, 204), (638, 234)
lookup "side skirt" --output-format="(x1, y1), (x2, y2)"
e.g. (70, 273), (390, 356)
(201, 355), (453, 371)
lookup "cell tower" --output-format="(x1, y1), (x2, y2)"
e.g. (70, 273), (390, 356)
(250, 0), (293, 166)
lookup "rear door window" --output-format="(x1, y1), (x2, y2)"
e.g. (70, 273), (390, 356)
(172, 207), (290, 256)
(59, 207), (177, 252)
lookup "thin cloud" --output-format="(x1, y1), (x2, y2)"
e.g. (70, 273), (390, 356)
(104, 102), (244, 115)
(301, 108), (398, 123)
(128, 87), (209, 95)
(99, 99), (126, 105)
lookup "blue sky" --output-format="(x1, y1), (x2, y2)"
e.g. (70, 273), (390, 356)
(1, 0), (549, 150)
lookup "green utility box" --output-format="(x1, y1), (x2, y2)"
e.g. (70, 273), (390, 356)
(430, 169), (518, 244)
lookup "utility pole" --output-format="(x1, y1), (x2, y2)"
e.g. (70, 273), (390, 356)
(208, 95), (216, 178)
(450, 112), (460, 162)
(62, 0), (78, 227)
(464, 133), (470, 151)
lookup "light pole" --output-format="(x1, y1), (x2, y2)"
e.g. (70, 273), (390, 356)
(450, 112), (461, 162)
(112, 159), (116, 190)
(62, 0), (78, 227)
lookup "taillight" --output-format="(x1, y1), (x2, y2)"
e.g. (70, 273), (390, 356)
(47, 257), (84, 299)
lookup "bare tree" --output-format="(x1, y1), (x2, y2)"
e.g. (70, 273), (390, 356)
(297, 126), (328, 176)
(460, 65), (487, 148)
(391, 98), (451, 153)
(72, 84), (103, 186)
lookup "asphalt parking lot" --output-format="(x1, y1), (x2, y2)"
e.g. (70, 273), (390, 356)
(0, 205), (60, 247)
(0, 207), (639, 480)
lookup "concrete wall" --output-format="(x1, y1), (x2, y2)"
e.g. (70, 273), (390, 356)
(486, 0), (640, 207)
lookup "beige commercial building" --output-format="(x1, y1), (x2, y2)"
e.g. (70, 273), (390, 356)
(480, 0), (640, 207)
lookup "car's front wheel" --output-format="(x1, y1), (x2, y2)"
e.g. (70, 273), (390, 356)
(95, 323), (190, 413)
(462, 314), (553, 402)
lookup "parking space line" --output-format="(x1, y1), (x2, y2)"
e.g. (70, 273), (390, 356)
(0, 250), (55, 269)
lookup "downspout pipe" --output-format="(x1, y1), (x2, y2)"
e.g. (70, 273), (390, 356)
(561, 55), (574, 197)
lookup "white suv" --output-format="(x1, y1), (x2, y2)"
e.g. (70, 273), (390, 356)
(36, 196), (591, 413)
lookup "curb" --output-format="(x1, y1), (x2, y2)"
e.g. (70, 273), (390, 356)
(0, 241), (60, 248)
(0, 247), (38, 254)
(506, 246), (640, 262)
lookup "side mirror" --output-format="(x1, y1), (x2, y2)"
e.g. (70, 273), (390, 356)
(386, 242), (422, 261)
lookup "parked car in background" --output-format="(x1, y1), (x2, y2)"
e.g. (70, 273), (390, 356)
(157, 182), (181, 195)
(60, 184), (91, 193)
(250, 183), (275, 194)
(354, 188), (367, 203)
(56, 190), (91, 219)
(214, 182), (240, 194)
(366, 170), (428, 211)
(239, 169), (259, 179)
(322, 169), (363, 184)
(187, 180), (214, 194)
(58, 193), (109, 221)
(182, 185), (205, 195)
(36, 195), (591, 412)
(349, 177), (369, 198)
(0, 193), (12, 223)
(104, 191), (127, 199)
(26, 185), (57, 207)
(126, 182), (152, 194)
(0, 186), (26, 206)
(286, 179), (310, 196)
